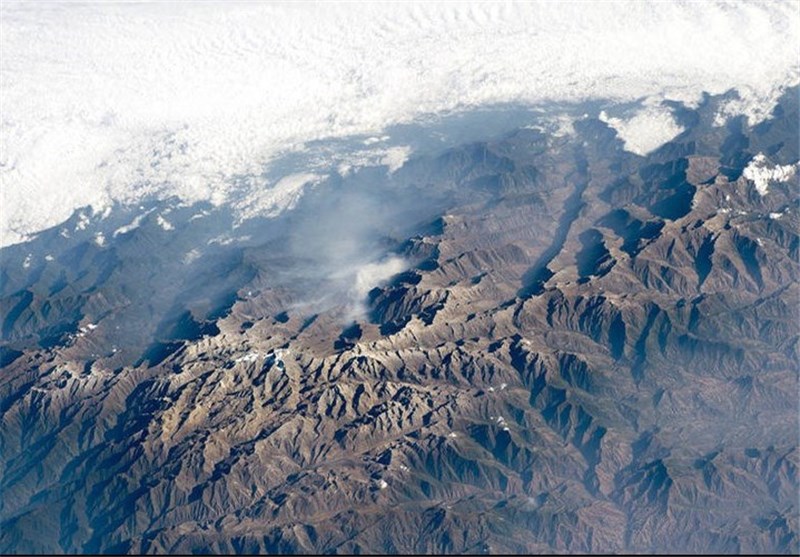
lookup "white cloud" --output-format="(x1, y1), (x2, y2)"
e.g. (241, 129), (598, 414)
(353, 256), (407, 300)
(599, 105), (684, 156)
(743, 153), (798, 196)
(381, 146), (412, 174)
(113, 209), (154, 237)
(236, 173), (323, 221)
(1, 1), (798, 246)
(336, 146), (412, 177)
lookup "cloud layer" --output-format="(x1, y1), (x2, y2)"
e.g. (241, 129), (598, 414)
(1, 1), (798, 246)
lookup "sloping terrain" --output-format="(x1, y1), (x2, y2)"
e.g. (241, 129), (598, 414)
(1, 89), (798, 554)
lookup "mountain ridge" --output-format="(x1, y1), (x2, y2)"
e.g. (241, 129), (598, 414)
(1, 88), (798, 554)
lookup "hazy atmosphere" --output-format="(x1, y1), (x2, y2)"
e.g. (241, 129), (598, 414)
(1, 1), (798, 554)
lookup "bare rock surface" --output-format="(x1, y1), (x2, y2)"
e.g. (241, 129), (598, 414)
(1, 89), (798, 554)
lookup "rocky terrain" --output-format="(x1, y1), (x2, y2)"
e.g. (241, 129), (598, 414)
(1, 88), (798, 554)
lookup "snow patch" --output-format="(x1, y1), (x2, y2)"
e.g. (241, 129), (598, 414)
(234, 352), (261, 364)
(75, 212), (90, 231)
(183, 249), (201, 264)
(78, 323), (98, 336)
(156, 214), (174, 231)
(208, 235), (249, 246)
